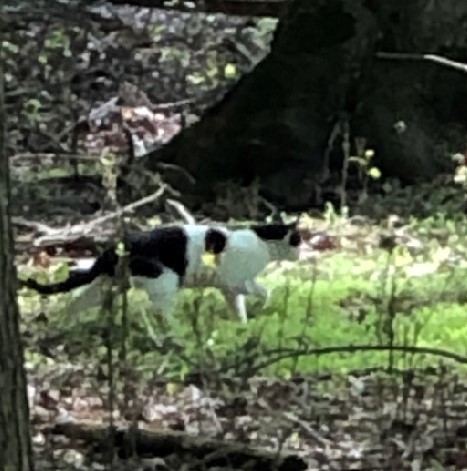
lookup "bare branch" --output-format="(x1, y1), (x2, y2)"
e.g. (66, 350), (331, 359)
(200, 343), (467, 384)
(10, 153), (96, 163)
(165, 198), (196, 224)
(85, 184), (167, 230)
(256, 344), (467, 371)
(157, 163), (196, 185)
(28, 184), (168, 248)
(282, 412), (331, 448)
(377, 52), (467, 74)
(12, 216), (58, 235)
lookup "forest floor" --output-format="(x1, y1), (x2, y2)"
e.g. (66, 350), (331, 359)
(16, 181), (467, 471)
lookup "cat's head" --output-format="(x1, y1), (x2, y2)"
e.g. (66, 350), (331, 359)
(250, 219), (301, 261)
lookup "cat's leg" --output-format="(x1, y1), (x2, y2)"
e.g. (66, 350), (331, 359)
(221, 281), (269, 322)
(132, 268), (180, 324)
(234, 293), (248, 324)
(221, 287), (248, 324)
(246, 280), (271, 309)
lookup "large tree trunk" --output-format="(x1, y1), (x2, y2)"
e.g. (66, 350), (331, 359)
(137, 0), (467, 212)
(0, 48), (34, 471)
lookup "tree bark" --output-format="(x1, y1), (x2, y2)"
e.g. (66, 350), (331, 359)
(0, 45), (35, 471)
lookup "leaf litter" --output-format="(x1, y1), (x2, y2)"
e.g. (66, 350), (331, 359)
(26, 357), (467, 470)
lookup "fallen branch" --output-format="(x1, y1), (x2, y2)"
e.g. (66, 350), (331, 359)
(282, 411), (331, 448)
(165, 198), (196, 224)
(377, 52), (467, 74)
(46, 421), (307, 471)
(10, 153), (96, 165)
(12, 216), (58, 235)
(83, 184), (168, 230)
(157, 162), (196, 184)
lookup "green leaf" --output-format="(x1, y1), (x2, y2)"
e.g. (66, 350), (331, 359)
(202, 252), (217, 268)
(100, 153), (115, 166)
(25, 98), (41, 113)
(166, 382), (182, 396)
(186, 73), (205, 85)
(364, 149), (375, 160)
(454, 172), (467, 184)
(368, 167), (381, 179)
(2, 41), (19, 53)
(224, 63), (237, 79)
(53, 263), (70, 281)
(348, 156), (367, 166)
(116, 242), (127, 257)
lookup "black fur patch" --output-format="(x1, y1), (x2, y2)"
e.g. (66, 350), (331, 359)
(204, 227), (227, 254)
(129, 256), (164, 278)
(124, 225), (189, 279)
(251, 223), (301, 247)
(288, 231), (301, 247)
(251, 223), (293, 241)
(251, 224), (288, 240)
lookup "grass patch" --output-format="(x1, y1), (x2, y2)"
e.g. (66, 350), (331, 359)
(19, 238), (467, 382)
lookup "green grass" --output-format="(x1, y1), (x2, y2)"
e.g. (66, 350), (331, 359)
(18, 242), (467, 381)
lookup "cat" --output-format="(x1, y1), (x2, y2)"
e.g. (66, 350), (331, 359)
(20, 221), (301, 323)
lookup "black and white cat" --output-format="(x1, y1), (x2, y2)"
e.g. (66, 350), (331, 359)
(20, 221), (301, 323)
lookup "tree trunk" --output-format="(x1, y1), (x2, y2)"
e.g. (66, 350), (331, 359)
(0, 47), (35, 471)
(136, 0), (467, 213)
(138, 0), (379, 211)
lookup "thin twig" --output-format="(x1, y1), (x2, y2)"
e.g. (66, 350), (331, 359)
(225, 344), (467, 377)
(166, 198), (196, 224)
(282, 411), (331, 448)
(11, 216), (57, 235)
(26, 185), (167, 248)
(10, 153), (96, 163)
(84, 184), (167, 229)
(157, 162), (196, 184)
(377, 52), (467, 74)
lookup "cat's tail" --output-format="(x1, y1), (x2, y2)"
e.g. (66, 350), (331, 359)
(19, 269), (101, 295)
(19, 247), (119, 295)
